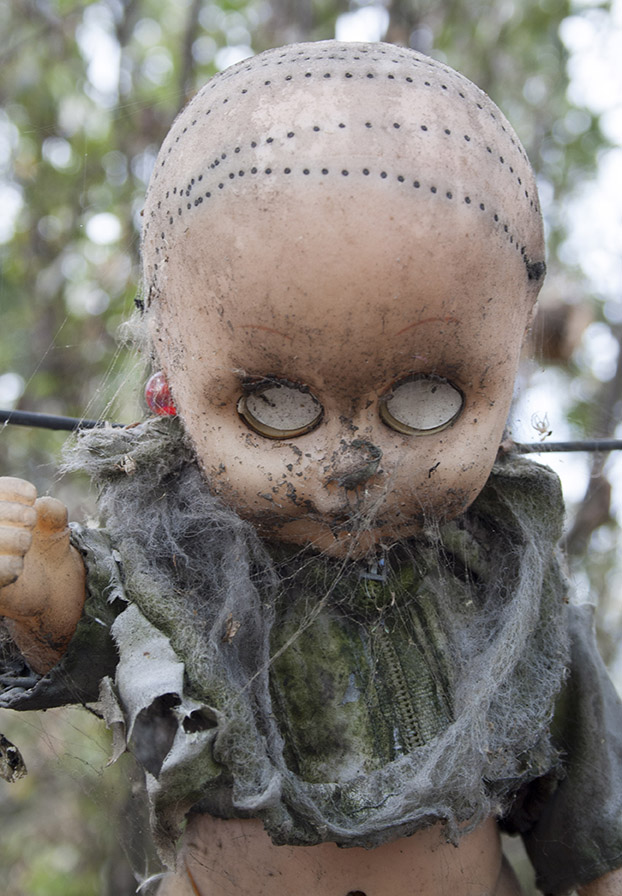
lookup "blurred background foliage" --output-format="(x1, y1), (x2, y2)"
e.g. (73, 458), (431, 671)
(0, 0), (620, 893)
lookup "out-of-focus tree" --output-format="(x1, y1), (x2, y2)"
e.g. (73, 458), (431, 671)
(0, 1), (619, 893)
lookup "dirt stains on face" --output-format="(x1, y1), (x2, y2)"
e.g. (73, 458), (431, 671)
(141, 41), (546, 555)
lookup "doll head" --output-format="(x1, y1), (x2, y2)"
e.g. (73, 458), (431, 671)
(141, 41), (545, 556)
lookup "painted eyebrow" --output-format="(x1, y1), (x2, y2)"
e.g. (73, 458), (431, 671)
(394, 316), (459, 337)
(239, 324), (294, 341)
(239, 375), (314, 393)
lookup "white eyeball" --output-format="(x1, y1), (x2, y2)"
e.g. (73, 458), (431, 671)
(380, 375), (463, 435)
(238, 381), (323, 439)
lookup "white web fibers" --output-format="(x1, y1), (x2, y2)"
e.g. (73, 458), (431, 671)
(0, 311), (572, 879)
(63, 403), (570, 859)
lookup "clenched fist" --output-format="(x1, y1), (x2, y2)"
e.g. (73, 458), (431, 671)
(0, 477), (86, 674)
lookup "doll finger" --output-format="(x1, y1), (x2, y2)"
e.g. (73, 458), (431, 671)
(0, 478), (37, 507)
(0, 525), (33, 558)
(33, 497), (69, 535)
(0, 554), (24, 589)
(0, 501), (38, 529)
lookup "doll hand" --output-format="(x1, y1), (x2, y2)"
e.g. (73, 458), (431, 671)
(0, 477), (38, 588)
(0, 477), (86, 675)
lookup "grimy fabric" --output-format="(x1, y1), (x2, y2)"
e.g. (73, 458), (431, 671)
(1, 418), (621, 893)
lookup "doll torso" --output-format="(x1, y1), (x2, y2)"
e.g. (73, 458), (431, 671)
(158, 814), (522, 896)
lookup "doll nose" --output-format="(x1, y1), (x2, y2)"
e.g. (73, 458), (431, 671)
(327, 439), (383, 490)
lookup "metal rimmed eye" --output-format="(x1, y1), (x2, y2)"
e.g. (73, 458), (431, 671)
(379, 374), (464, 435)
(237, 381), (323, 439)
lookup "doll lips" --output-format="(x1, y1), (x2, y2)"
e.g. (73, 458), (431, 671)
(309, 493), (386, 530)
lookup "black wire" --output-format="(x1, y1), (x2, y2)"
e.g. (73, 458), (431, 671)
(512, 439), (622, 454)
(0, 409), (124, 431)
(1, 409), (621, 452)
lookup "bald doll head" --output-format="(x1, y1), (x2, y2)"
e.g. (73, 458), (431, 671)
(141, 41), (545, 556)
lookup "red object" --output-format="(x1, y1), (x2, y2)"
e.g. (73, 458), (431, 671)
(145, 371), (177, 417)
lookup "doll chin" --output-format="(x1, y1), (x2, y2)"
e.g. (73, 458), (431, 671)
(250, 488), (479, 556)
(231, 481), (477, 556)
(273, 518), (381, 558)
(257, 515), (423, 559)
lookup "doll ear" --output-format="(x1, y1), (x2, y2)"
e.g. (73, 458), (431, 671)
(145, 371), (177, 417)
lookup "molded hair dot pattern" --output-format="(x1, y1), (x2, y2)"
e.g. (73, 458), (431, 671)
(143, 42), (544, 290)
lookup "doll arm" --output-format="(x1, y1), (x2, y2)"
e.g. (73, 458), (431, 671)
(0, 476), (86, 675)
(578, 868), (622, 895)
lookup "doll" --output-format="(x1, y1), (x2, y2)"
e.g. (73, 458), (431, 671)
(1, 41), (622, 896)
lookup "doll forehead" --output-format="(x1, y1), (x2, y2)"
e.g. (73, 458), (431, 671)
(142, 42), (545, 292)
(187, 297), (514, 398)
(211, 321), (468, 390)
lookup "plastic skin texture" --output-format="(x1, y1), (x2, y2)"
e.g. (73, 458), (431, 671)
(157, 816), (523, 896)
(0, 477), (85, 674)
(143, 43), (545, 558)
(579, 871), (622, 896)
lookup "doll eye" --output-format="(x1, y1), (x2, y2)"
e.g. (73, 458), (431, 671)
(237, 381), (323, 439)
(379, 374), (464, 435)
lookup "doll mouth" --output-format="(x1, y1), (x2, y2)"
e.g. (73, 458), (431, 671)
(310, 502), (390, 534)
(252, 472), (389, 533)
